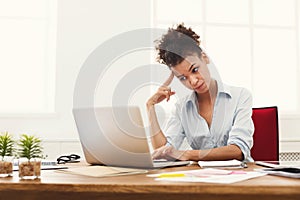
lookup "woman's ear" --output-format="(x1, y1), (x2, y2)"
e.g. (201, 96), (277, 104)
(201, 52), (210, 64)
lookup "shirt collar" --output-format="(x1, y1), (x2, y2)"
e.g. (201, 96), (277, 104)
(185, 79), (232, 106)
(217, 79), (232, 98)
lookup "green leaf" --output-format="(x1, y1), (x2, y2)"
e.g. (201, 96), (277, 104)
(0, 132), (15, 158)
(17, 134), (43, 160)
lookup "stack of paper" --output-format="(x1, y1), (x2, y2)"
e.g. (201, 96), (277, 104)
(198, 159), (246, 168)
(57, 165), (148, 177)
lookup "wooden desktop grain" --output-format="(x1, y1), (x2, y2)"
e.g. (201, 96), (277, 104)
(0, 163), (299, 200)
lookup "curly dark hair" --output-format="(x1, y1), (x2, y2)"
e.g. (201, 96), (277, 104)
(155, 23), (202, 68)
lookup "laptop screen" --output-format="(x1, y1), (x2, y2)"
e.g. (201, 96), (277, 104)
(73, 106), (154, 168)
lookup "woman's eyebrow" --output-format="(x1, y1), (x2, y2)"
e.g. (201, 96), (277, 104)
(188, 63), (196, 72)
(173, 63), (196, 78)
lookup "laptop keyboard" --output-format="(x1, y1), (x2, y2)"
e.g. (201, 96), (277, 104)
(153, 160), (190, 168)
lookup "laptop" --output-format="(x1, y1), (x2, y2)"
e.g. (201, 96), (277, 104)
(255, 161), (300, 168)
(72, 106), (190, 169)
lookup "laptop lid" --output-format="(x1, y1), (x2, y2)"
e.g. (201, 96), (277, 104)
(73, 106), (157, 168)
(73, 106), (190, 169)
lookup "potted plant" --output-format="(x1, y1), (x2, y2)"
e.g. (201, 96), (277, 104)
(17, 134), (43, 179)
(0, 132), (14, 177)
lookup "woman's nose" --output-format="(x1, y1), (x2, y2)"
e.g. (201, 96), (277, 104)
(189, 75), (198, 86)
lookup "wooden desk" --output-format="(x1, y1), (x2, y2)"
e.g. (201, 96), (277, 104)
(0, 163), (299, 200)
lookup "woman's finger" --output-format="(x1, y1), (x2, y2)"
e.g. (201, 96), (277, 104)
(148, 85), (176, 106)
(158, 86), (172, 101)
(162, 146), (173, 154)
(152, 145), (170, 159)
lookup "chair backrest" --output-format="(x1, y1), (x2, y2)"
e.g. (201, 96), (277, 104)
(251, 106), (279, 161)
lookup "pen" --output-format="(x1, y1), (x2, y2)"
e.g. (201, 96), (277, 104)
(157, 173), (186, 178)
(241, 162), (248, 168)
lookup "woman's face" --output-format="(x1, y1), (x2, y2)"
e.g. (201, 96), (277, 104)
(171, 53), (211, 94)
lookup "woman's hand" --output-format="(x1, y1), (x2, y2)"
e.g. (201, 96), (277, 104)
(147, 73), (175, 108)
(152, 145), (190, 161)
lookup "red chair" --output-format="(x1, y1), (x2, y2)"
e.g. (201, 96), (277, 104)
(251, 106), (279, 161)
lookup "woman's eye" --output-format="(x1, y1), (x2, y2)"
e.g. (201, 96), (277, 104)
(179, 76), (187, 81)
(192, 67), (199, 73)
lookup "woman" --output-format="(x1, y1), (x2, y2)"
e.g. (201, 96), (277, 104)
(147, 24), (254, 162)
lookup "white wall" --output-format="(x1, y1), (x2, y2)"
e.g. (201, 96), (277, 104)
(280, 116), (300, 152)
(279, 0), (300, 153)
(0, 0), (151, 159)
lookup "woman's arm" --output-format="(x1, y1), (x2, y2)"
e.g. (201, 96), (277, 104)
(146, 73), (175, 149)
(183, 145), (243, 161)
(153, 144), (243, 161)
(227, 88), (254, 161)
(146, 103), (167, 149)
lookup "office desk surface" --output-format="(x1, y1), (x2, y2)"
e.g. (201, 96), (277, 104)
(0, 163), (299, 200)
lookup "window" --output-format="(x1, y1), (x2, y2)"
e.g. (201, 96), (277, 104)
(0, 0), (57, 114)
(152, 0), (300, 116)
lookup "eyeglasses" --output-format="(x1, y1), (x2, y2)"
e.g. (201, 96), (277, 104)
(57, 154), (81, 164)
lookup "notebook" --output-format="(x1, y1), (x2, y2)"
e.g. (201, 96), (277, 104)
(57, 165), (148, 178)
(198, 159), (247, 168)
(13, 160), (68, 171)
(72, 106), (190, 169)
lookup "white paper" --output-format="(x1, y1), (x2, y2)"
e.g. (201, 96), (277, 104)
(198, 159), (245, 168)
(151, 168), (266, 184)
(57, 165), (148, 177)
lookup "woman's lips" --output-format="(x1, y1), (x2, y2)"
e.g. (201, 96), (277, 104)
(194, 82), (205, 90)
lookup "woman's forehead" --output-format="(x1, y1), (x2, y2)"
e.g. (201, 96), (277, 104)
(171, 55), (200, 71)
(184, 55), (200, 64)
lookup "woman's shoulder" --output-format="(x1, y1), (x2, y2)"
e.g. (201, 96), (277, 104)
(223, 83), (252, 97)
(223, 83), (253, 106)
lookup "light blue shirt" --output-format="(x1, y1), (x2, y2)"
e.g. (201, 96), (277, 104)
(164, 80), (254, 162)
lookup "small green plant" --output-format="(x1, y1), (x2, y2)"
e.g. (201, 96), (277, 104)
(0, 132), (14, 160)
(17, 134), (43, 160)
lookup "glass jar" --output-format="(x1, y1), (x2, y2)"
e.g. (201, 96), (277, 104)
(0, 156), (14, 177)
(18, 158), (41, 179)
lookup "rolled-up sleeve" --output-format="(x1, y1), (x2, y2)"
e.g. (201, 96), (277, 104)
(163, 104), (186, 149)
(227, 88), (254, 162)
